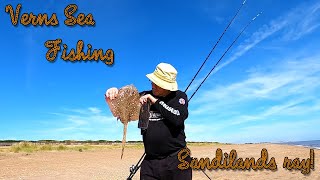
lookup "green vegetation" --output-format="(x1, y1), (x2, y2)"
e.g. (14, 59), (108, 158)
(1, 141), (146, 153)
(0, 140), (227, 154)
(8, 142), (95, 153)
(10, 141), (37, 153)
(187, 141), (225, 146)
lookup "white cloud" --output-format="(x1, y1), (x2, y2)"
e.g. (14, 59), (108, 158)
(282, 1), (320, 41)
(186, 52), (320, 143)
(227, 97), (319, 126)
(88, 107), (102, 114)
(187, 1), (320, 93)
(221, 1), (320, 69)
(37, 107), (142, 141)
(231, 119), (320, 143)
(186, 118), (320, 143)
(191, 55), (320, 116)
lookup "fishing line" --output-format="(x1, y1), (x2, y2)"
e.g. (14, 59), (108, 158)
(188, 12), (262, 102)
(184, 0), (247, 93)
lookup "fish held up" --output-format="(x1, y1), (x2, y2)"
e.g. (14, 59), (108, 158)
(105, 84), (141, 159)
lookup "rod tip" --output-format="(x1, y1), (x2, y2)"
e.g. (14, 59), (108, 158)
(252, 11), (263, 20)
(242, 0), (247, 5)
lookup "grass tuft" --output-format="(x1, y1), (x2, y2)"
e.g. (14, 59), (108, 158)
(9, 142), (94, 153)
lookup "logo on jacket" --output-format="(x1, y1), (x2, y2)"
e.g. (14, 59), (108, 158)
(149, 111), (164, 121)
(179, 98), (186, 105)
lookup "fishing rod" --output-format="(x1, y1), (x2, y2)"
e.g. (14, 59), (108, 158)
(127, 3), (261, 180)
(127, 152), (146, 180)
(184, 0), (247, 93)
(188, 12), (262, 102)
(182, 11), (262, 179)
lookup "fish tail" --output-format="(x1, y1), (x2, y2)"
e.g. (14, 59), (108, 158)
(121, 123), (128, 159)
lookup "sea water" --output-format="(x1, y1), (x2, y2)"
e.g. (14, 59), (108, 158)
(280, 140), (320, 149)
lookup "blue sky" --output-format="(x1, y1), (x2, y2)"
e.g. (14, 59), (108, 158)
(0, 0), (319, 143)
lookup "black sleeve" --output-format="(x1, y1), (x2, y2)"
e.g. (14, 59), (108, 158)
(153, 91), (188, 127)
(139, 90), (151, 97)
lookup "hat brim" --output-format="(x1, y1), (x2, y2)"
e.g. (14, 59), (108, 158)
(146, 73), (178, 91)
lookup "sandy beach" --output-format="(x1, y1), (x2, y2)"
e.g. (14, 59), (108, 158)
(0, 143), (319, 180)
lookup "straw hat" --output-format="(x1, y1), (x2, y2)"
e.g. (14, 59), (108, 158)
(146, 63), (178, 91)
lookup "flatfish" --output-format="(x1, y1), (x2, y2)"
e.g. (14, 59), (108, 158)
(106, 85), (141, 159)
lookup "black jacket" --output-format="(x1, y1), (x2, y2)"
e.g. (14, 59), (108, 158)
(140, 90), (188, 159)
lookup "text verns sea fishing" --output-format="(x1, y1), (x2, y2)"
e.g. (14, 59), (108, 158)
(4, 4), (114, 65)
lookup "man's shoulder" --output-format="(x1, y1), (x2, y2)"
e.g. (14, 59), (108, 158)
(174, 90), (188, 105)
(175, 90), (188, 98)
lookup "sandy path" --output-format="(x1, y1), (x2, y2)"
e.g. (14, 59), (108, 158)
(0, 144), (319, 180)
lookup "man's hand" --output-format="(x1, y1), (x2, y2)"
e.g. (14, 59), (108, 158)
(105, 87), (119, 101)
(140, 94), (158, 104)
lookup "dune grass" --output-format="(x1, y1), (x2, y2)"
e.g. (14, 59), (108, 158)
(3, 141), (223, 153)
(6, 141), (147, 153)
(9, 142), (93, 153)
(187, 142), (225, 147)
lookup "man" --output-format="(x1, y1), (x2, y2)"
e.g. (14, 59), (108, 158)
(105, 63), (192, 180)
